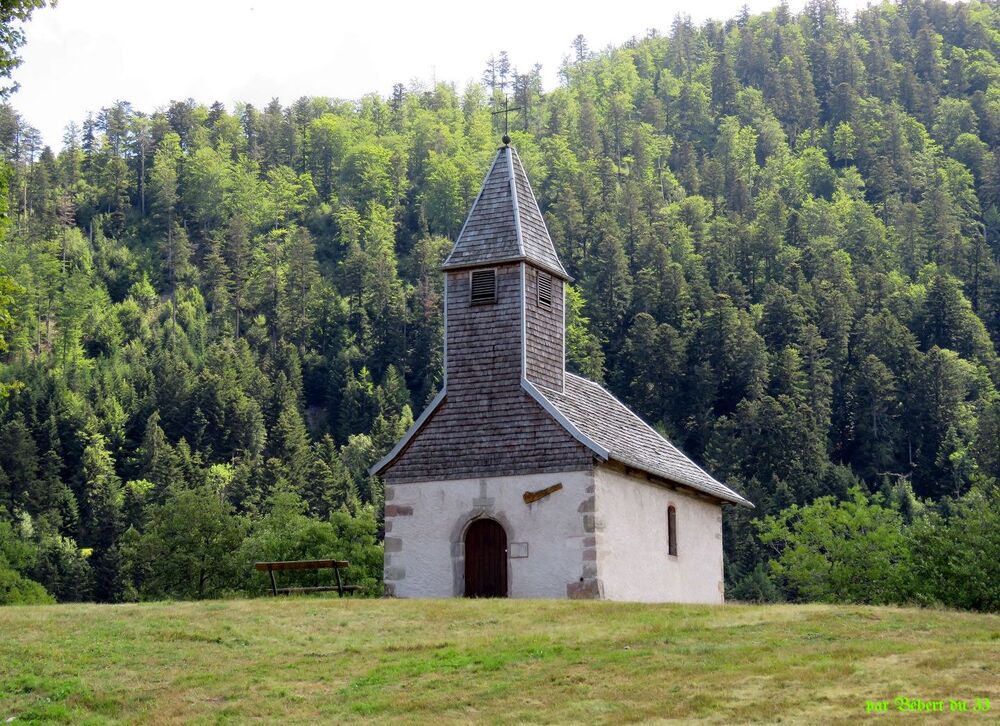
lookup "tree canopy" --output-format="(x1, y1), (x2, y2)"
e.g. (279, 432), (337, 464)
(1, 0), (999, 609)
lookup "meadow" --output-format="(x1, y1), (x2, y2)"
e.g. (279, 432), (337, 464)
(1, 598), (997, 723)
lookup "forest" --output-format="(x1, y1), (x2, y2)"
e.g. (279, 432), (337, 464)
(0, 0), (998, 610)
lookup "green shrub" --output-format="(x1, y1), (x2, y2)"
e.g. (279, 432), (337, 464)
(0, 518), (53, 605)
(757, 487), (914, 605)
(29, 531), (94, 602)
(0, 563), (53, 605)
(240, 489), (383, 596)
(909, 486), (1000, 612)
(138, 486), (248, 600)
(730, 563), (783, 603)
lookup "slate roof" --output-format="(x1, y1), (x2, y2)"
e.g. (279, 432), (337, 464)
(442, 145), (569, 280)
(532, 373), (753, 507)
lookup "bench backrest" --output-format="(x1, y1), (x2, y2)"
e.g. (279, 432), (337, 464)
(254, 559), (349, 572)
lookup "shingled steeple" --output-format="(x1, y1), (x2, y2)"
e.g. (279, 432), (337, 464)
(372, 143), (750, 511)
(442, 145), (569, 280)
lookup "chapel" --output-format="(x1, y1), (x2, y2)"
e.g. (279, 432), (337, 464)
(371, 140), (752, 602)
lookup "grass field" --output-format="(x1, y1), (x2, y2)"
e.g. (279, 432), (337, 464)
(1, 598), (997, 724)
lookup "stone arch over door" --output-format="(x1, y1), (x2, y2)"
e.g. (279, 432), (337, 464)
(451, 510), (515, 597)
(460, 517), (509, 597)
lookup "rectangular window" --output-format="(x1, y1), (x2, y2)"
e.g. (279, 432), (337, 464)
(667, 506), (677, 556)
(537, 271), (553, 308)
(470, 269), (496, 305)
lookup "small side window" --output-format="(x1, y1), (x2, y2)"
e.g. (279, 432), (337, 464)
(667, 505), (677, 557)
(470, 269), (496, 305)
(537, 271), (552, 308)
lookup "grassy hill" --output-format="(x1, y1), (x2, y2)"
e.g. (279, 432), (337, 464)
(1, 599), (997, 723)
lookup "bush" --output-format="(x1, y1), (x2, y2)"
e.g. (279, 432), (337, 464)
(756, 487), (914, 605)
(29, 531), (94, 602)
(0, 518), (53, 605)
(730, 563), (783, 603)
(240, 490), (383, 596)
(909, 486), (1000, 612)
(0, 563), (53, 605)
(138, 486), (248, 600)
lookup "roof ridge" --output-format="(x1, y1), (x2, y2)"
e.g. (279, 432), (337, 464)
(510, 146), (567, 277)
(567, 373), (685, 453)
(506, 146), (526, 258)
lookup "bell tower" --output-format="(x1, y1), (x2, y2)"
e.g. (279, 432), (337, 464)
(371, 140), (590, 485)
(440, 143), (570, 395)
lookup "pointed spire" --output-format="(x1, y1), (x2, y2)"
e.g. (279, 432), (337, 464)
(442, 146), (569, 280)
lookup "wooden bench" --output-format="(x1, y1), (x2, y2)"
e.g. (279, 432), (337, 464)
(254, 559), (363, 597)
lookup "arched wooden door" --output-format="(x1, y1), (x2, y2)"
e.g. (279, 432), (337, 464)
(464, 519), (508, 598)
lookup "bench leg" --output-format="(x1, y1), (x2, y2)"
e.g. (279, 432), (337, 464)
(268, 567), (277, 596)
(335, 567), (344, 597)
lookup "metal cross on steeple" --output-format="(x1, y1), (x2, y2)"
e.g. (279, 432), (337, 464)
(491, 97), (522, 146)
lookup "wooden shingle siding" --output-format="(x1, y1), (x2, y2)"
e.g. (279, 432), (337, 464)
(442, 151), (520, 269)
(510, 148), (565, 275)
(524, 265), (564, 391)
(374, 142), (749, 510)
(381, 396), (593, 484)
(382, 263), (591, 485)
(442, 146), (568, 280)
(446, 264), (521, 393)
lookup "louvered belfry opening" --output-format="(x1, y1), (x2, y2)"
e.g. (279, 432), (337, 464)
(470, 268), (497, 305)
(438, 145), (570, 393)
(537, 271), (552, 307)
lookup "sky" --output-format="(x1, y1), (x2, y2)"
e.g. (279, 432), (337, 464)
(11, 0), (874, 149)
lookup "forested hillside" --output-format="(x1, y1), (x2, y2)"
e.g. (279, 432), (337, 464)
(0, 0), (998, 608)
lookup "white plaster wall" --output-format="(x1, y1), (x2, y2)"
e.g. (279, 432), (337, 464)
(594, 465), (725, 604)
(385, 470), (594, 598)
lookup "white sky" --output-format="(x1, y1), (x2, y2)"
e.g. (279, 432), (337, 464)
(12, 0), (874, 149)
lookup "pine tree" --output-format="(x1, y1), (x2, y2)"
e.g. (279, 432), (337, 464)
(137, 411), (180, 504)
(224, 215), (252, 340)
(283, 226), (319, 346)
(583, 214), (632, 342)
(149, 133), (190, 334)
(80, 431), (125, 602)
(0, 414), (38, 514)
